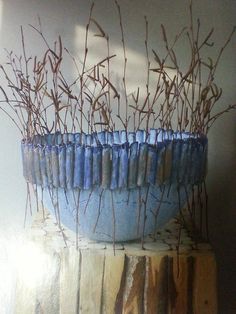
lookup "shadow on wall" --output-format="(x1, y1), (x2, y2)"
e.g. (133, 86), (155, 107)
(207, 116), (236, 312)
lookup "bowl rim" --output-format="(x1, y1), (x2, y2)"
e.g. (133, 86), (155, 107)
(22, 128), (208, 148)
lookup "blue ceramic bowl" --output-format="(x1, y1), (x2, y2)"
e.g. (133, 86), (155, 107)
(21, 129), (207, 242)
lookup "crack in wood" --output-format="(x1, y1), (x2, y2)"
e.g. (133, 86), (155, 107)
(187, 256), (195, 314)
(114, 255), (128, 314)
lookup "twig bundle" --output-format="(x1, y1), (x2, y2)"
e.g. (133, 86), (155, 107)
(0, 0), (235, 140)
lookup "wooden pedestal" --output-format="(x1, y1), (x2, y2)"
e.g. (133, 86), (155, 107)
(15, 211), (217, 314)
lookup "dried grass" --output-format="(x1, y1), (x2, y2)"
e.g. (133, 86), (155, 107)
(0, 0), (235, 140)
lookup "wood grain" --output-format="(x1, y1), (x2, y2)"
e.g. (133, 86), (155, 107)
(79, 250), (105, 314)
(122, 255), (146, 314)
(13, 211), (217, 314)
(60, 247), (81, 313)
(102, 251), (125, 314)
(193, 254), (218, 314)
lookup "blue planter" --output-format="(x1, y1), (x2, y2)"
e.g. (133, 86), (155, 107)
(21, 129), (207, 242)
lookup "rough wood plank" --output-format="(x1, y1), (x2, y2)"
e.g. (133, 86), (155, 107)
(151, 255), (178, 314)
(35, 251), (61, 314)
(187, 256), (195, 314)
(60, 247), (81, 314)
(122, 255), (146, 314)
(171, 255), (189, 314)
(102, 251), (125, 314)
(79, 250), (105, 314)
(15, 275), (36, 314)
(156, 255), (169, 313)
(167, 256), (178, 312)
(14, 210), (217, 314)
(193, 254), (217, 314)
(144, 255), (162, 313)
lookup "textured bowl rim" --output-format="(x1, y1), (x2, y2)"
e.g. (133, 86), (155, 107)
(21, 128), (208, 190)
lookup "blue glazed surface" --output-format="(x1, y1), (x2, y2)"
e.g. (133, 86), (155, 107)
(42, 184), (186, 242)
(21, 129), (208, 241)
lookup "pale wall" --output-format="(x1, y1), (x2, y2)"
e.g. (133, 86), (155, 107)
(0, 0), (235, 312)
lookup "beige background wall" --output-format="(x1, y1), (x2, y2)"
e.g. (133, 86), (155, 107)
(0, 0), (235, 312)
